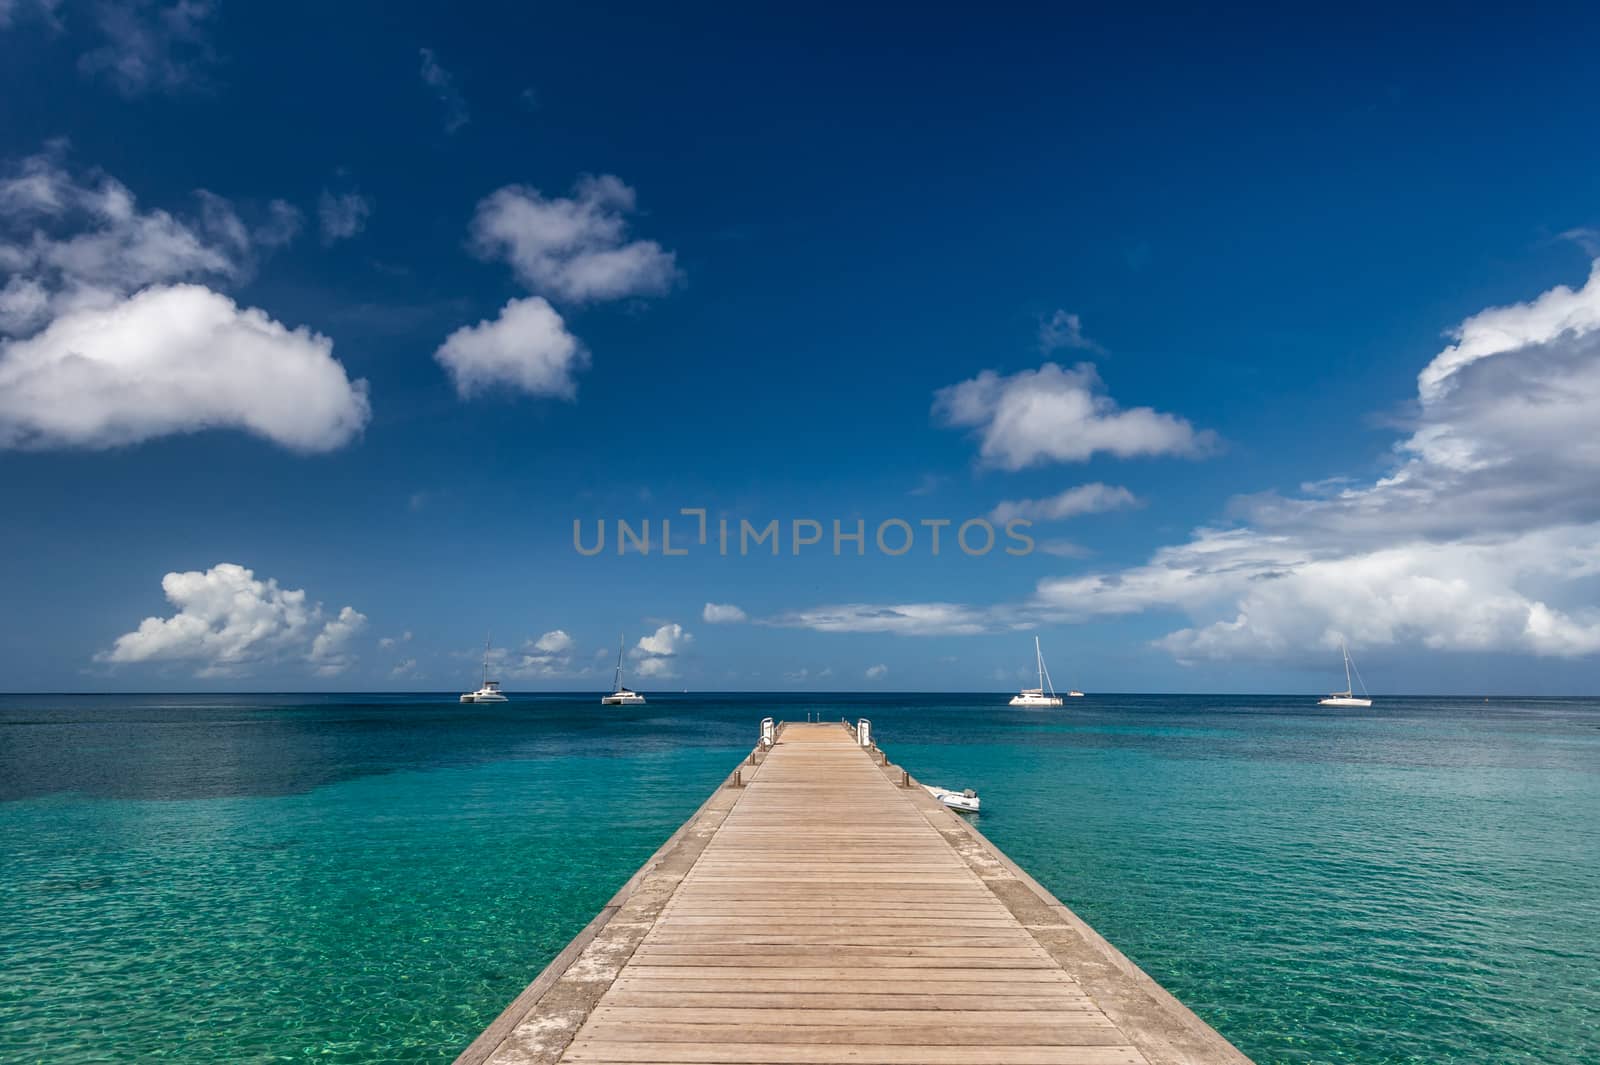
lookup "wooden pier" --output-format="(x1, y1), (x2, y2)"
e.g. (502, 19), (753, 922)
(456, 722), (1252, 1065)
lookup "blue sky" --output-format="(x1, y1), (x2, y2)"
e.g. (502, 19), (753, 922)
(4, 2), (1600, 693)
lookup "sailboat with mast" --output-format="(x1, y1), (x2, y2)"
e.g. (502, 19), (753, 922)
(600, 634), (646, 706)
(1009, 636), (1081, 706)
(1318, 640), (1373, 707)
(459, 636), (509, 703)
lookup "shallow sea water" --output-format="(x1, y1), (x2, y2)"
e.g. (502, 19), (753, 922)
(0, 693), (1595, 1063)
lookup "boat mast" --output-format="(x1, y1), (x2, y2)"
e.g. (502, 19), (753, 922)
(1341, 640), (1353, 697)
(613, 634), (625, 692)
(1035, 636), (1056, 697)
(483, 633), (491, 687)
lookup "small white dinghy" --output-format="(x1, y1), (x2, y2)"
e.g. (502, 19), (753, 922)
(923, 784), (980, 813)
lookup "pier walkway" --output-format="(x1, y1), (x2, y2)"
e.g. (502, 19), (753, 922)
(457, 722), (1252, 1065)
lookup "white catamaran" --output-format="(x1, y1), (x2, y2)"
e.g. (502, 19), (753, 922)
(1318, 640), (1373, 707)
(1009, 636), (1081, 706)
(601, 635), (646, 706)
(459, 636), (509, 703)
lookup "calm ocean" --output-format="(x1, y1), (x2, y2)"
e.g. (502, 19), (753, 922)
(1, 693), (1595, 1064)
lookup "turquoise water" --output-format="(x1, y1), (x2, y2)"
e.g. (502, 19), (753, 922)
(1, 694), (1596, 1063)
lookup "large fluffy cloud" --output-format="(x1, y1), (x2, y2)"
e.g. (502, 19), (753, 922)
(0, 150), (366, 451)
(433, 296), (586, 399)
(0, 284), (369, 450)
(934, 362), (1215, 469)
(470, 175), (679, 303)
(100, 563), (368, 676)
(1040, 263), (1600, 659)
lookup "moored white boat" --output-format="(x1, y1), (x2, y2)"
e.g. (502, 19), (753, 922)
(601, 635), (647, 706)
(460, 637), (509, 703)
(1009, 637), (1069, 706)
(1318, 640), (1373, 707)
(923, 784), (980, 813)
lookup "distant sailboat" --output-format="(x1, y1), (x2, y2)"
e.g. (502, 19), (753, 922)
(601, 634), (646, 706)
(460, 636), (508, 703)
(1009, 636), (1080, 707)
(1318, 640), (1372, 707)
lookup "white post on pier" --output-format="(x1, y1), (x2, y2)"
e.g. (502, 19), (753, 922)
(760, 716), (775, 748)
(857, 718), (872, 749)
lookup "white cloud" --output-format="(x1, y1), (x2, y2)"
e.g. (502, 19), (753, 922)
(626, 623), (692, 681)
(100, 563), (366, 677)
(310, 605), (368, 676)
(77, 1), (218, 97)
(391, 658), (418, 678)
(635, 623), (692, 657)
(0, 1), (60, 30)
(418, 47), (469, 132)
(766, 603), (995, 636)
(703, 602), (747, 623)
(534, 629), (573, 653)
(989, 483), (1140, 525)
(634, 657), (677, 678)
(1037, 539), (1092, 558)
(1026, 262), (1600, 661)
(1029, 526), (1600, 662)
(433, 296), (587, 400)
(378, 630), (413, 650)
(318, 189), (371, 244)
(479, 630), (586, 679)
(777, 262), (1600, 665)
(0, 147), (247, 329)
(0, 150), (359, 452)
(1038, 310), (1103, 354)
(865, 663), (888, 680)
(1418, 262), (1600, 403)
(254, 199), (302, 248)
(0, 283), (370, 451)
(470, 175), (679, 303)
(934, 362), (1215, 469)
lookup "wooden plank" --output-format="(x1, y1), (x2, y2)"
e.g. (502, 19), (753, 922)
(632, 944), (1047, 958)
(609, 978), (1086, 995)
(599, 993), (1097, 1011)
(619, 966), (1075, 982)
(561, 1044), (1145, 1064)
(591, 1008), (1113, 1025)
(622, 953), (1059, 968)
(574, 1022), (1127, 1045)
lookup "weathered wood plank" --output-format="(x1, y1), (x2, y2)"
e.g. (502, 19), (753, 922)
(560, 1044), (1146, 1064)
